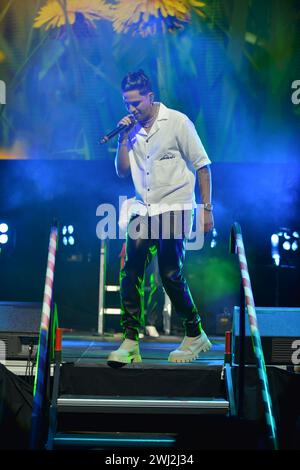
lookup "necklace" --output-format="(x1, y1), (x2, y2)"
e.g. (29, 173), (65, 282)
(141, 104), (159, 129)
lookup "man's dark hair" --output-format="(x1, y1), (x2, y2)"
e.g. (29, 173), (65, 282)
(121, 70), (152, 95)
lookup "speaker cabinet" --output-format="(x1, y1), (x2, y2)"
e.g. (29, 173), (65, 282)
(0, 302), (41, 359)
(232, 306), (300, 365)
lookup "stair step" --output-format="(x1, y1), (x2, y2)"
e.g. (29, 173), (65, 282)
(59, 362), (224, 398)
(57, 395), (229, 415)
(53, 432), (176, 448)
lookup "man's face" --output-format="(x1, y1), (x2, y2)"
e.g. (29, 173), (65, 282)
(122, 89), (153, 121)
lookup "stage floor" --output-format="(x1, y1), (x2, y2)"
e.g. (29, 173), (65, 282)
(61, 333), (225, 367)
(3, 333), (225, 376)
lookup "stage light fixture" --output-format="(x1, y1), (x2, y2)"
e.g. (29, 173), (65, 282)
(0, 222), (9, 245)
(61, 225), (75, 247)
(271, 227), (299, 267)
(0, 223), (9, 257)
(0, 221), (16, 257)
(210, 228), (218, 248)
(271, 232), (280, 266)
(271, 234), (279, 246)
(0, 223), (8, 233)
(0, 234), (8, 244)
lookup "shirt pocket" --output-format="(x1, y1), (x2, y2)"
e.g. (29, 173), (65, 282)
(152, 157), (184, 187)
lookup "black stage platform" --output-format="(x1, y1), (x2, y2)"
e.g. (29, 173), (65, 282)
(58, 333), (228, 416)
(46, 333), (262, 450)
(61, 332), (225, 364)
(1, 332), (300, 450)
(59, 333), (226, 401)
(50, 333), (235, 449)
(51, 333), (300, 450)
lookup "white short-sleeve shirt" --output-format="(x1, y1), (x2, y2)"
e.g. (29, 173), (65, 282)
(125, 102), (211, 217)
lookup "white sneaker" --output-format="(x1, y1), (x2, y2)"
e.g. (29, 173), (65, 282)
(168, 331), (212, 363)
(139, 332), (144, 339)
(107, 339), (142, 368)
(145, 325), (159, 338)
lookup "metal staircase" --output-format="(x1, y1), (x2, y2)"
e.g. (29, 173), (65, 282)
(45, 334), (231, 450)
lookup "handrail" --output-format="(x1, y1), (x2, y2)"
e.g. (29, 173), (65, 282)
(230, 222), (278, 450)
(46, 327), (65, 450)
(30, 223), (58, 449)
(224, 331), (237, 417)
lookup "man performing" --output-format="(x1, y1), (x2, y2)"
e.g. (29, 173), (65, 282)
(107, 69), (214, 367)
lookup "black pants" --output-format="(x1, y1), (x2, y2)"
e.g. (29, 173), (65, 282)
(120, 211), (202, 341)
(146, 277), (165, 328)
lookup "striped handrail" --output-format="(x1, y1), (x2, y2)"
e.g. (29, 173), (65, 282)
(230, 222), (278, 450)
(30, 224), (58, 449)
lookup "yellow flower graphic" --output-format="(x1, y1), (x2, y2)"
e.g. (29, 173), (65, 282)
(0, 50), (5, 63)
(34, 0), (112, 31)
(112, 0), (206, 37)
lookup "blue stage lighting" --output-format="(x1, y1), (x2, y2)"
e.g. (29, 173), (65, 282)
(0, 234), (8, 244)
(0, 221), (16, 256)
(271, 227), (299, 267)
(0, 223), (8, 233)
(61, 225), (75, 246)
(271, 233), (280, 266)
(210, 228), (218, 248)
(271, 234), (279, 246)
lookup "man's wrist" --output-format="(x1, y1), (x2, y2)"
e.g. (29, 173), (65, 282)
(118, 132), (128, 143)
(203, 203), (213, 211)
(118, 138), (128, 146)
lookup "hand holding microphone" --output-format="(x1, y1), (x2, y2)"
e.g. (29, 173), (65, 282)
(99, 114), (136, 145)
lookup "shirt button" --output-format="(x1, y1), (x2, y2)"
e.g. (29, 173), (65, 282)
(148, 204), (150, 206)
(147, 156), (150, 159)
(147, 172), (149, 175)
(147, 188), (150, 191)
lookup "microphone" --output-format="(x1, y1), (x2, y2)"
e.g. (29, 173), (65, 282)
(99, 116), (135, 145)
